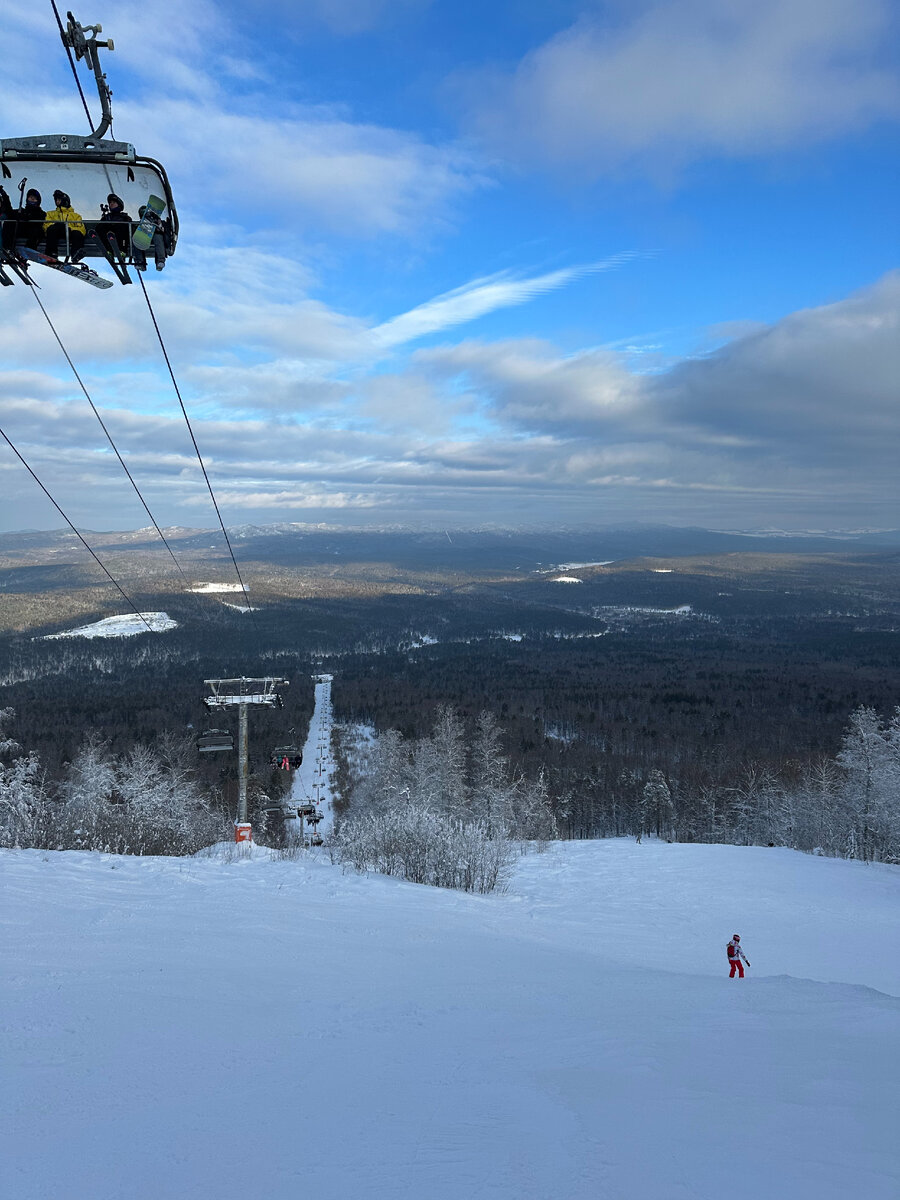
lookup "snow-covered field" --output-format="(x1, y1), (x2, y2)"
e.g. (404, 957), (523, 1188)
(188, 583), (246, 593)
(2, 841), (898, 1200)
(41, 612), (177, 639)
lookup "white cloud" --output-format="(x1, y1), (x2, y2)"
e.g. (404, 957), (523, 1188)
(371, 254), (641, 348)
(1, 1), (480, 242)
(456, 0), (900, 176)
(5, 272), (898, 530)
(419, 338), (644, 433)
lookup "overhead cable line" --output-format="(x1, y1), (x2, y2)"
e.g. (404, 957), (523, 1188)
(136, 272), (254, 616)
(30, 287), (198, 596)
(0, 424), (156, 633)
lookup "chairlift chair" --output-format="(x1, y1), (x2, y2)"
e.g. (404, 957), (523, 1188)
(271, 745), (303, 769)
(196, 728), (234, 753)
(0, 13), (178, 280)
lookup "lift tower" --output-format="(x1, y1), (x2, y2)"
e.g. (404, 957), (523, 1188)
(203, 677), (288, 842)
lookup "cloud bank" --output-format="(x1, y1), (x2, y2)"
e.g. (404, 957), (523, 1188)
(3, 272), (897, 530)
(456, 0), (900, 176)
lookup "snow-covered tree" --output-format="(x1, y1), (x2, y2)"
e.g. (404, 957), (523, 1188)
(469, 711), (515, 836)
(640, 769), (676, 841)
(837, 706), (897, 862)
(410, 705), (467, 819)
(0, 708), (45, 849)
(511, 768), (557, 842)
(58, 735), (119, 851)
(334, 708), (529, 892)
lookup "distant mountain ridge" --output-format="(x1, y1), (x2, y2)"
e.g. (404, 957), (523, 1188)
(1, 523), (900, 573)
(3, 522), (900, 571)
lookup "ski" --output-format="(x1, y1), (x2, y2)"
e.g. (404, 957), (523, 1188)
(0, 248), (35, 286)
(19, 247), (114, 290)
(89, 229), (132, 285)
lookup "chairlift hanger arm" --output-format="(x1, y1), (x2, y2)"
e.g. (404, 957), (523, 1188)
(61, 10), (115, 139)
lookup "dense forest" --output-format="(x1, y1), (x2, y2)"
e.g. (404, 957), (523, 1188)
(2, 540), (899, 864)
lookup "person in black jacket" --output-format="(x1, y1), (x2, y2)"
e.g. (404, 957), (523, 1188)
(98, 192), (134, 256)
(0, 186), (46, 254)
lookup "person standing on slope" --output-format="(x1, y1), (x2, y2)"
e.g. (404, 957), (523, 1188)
(727, 934), (750, 978)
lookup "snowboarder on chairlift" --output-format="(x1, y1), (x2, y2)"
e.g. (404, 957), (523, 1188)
(98, 193), (134, 256)
(0, 186), (45, 253)
(44, 190), (87, 261)
(727, 934), (750, 978)
(133, 202), (167, 272)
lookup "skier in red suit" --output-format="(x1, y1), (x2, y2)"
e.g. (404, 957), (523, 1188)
(727, 934), (750, 977)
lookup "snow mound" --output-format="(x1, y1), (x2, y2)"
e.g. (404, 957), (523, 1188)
(42, 612), (177, 639)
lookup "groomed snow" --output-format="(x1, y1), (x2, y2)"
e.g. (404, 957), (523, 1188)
(2, 841), (897, 1200)
(41, 612), (177, 639)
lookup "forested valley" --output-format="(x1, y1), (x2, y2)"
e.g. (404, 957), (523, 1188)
(2, 534), (900, 868)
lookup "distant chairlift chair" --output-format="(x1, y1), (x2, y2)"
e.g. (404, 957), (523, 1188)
(196, 728), (234, 753)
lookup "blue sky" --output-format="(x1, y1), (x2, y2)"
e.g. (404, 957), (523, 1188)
(1, 0), (898, 532)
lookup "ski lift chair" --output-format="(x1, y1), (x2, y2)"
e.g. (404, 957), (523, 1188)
(197, 728), (234, 753)
(272, 745), (302, 769)
(0, 15), (178, 284)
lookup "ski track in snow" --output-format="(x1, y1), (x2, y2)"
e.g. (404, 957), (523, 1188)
(1, 840), (898, 1200)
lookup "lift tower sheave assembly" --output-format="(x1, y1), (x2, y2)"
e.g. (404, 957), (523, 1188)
(203, 677), (288, 842)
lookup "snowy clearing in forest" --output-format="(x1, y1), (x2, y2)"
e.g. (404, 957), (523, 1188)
(188, 582), (246, 593)
(557, 560), (616, 569)
(41, 612), (177, 639)
(552, 575), (583, 583)
(2, 841), (898, 1200)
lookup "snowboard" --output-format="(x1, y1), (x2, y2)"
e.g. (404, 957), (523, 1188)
(132, 194), (166, 251)
(18, 247), (113, 290)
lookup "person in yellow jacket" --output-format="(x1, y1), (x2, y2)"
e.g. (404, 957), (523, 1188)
(43, 190), (87, 261)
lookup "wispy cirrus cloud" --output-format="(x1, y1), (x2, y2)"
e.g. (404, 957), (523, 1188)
(370, 253), (643, 349)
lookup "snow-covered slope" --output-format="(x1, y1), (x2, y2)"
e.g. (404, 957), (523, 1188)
(2, 841), (897, 1200)
(41, 612), (177, 639)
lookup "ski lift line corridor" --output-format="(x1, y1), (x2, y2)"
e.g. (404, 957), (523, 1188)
(290, 675), (335, 844)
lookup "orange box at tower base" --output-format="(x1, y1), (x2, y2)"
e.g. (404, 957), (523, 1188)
(234, 822), (252, 843)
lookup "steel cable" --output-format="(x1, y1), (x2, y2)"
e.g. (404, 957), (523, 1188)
(30, 286), (198, 596)
(136, 272), (254, 616)
(0, 425), (156, 633)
